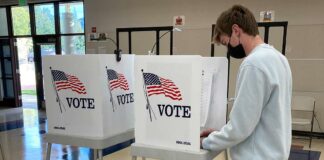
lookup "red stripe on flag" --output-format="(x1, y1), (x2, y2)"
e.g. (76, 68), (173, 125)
(146, 77), (182, 101)
(108, 73), (129, 91)
(54, 74), (87, 94)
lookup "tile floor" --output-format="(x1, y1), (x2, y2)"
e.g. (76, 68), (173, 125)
(0, 107), (323, 160)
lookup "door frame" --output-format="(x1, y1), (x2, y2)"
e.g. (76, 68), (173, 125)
(33, 35), (60, 109)
(0, 38), (22, 107)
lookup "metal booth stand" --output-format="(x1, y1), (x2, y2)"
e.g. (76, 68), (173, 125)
(45, 130), (134, 160)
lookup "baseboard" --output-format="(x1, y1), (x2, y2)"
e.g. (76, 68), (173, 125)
(292, 130), (324, 139)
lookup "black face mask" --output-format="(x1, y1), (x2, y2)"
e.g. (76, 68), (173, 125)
(227, 40), (246, 59)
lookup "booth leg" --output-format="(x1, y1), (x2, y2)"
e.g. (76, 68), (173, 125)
(98, 149), (103, 160)
(46, 143), (52, 160)
(0, 143), (5, 160)
(93, 149), (98, 160)
(131, 156), (137, 160)
(225, 148), (229, 160)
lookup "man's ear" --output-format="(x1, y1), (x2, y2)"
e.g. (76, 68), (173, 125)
(232, 24), (241, 36)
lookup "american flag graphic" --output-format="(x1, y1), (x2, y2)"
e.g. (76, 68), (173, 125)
(107, 69), (129, 91)
(51, 70), (87, 94)
(143, 73), (182, 101)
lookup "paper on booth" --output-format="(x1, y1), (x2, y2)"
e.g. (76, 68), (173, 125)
(200, 57), (228, 130)
(200, 70), (213, 127)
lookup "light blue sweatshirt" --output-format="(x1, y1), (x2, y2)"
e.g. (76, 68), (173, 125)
(202, 43), (292, 160)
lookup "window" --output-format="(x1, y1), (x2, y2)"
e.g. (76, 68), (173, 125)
(11, 6), (31, 36)
(4, 59), (13, 76)
(0, 8), (8, 36)
(59, 2), (84, 34)
(3, 45), (11, 57)
(5, 79), (14, 98)
(61, 35), (85, 55)
(35, 4), (55, 35)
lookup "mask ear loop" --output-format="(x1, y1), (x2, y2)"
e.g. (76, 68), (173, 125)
(232, 26), (241, 45)
(227, 36), (231, 46)
(228, 30), (233, 47)
(238, 31), (242, 45)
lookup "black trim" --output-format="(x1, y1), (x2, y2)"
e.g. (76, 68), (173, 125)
(0, 41), (7, 98)
(0, 98), (15, 106)
(11, 38), (22, 107)
(54, 2), (60, 34)
(210, 26), (214, 57)
(57, 0), (84, 5)
(0, 0), (84, 7)
(128, 31), (132, 54)
(6, 6), (13, 37)
(3, 35), (31, 38)
(81, 0), (86, 52)
(258, 21), (288, 27)
(156, 31), (160, 55)
(0, 38), (19, 106)
(29, 4), (36, 36)
(293, 130), (324, 139)
(117, 26), (174, 32)
(170, 30), (173, 55)
(116, 26), (174, 55)
(60, 33), (84, 36)
(54, 2), (62, 54)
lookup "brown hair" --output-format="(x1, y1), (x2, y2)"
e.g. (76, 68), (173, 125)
(213, 5), (259, 44)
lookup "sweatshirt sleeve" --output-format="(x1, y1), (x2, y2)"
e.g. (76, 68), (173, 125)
(202, 65), (271, 151)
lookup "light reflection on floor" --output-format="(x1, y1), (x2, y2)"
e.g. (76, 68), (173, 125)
(1, 107), (323, 160)
(0, 107), (94, 160)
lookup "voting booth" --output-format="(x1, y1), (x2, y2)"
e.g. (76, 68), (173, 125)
(132, 55), (228, 159)
(43, 54), (135, 160)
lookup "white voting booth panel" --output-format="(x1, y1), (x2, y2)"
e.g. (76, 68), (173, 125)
(201, 57), (228, 130)
(134, 55), (228, 152)
(43, 54), (135, 139)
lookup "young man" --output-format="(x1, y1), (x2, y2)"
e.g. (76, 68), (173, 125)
(200, 5), (292, 159)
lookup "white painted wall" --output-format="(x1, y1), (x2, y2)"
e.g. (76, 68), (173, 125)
(85, 0), (324, 132)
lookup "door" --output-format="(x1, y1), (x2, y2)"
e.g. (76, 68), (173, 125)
(33, 36), (59, 109)
(0, 38), (22, 107)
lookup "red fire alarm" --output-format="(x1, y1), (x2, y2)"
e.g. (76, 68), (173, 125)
(173, 16), (185, 26)
(176, 16), (182, 25)
(92, 27), (97, 33)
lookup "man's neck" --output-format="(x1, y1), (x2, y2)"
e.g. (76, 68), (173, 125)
(243, 35), (264, 56)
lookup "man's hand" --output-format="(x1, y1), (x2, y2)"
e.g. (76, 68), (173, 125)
(200, 128), (216, 149)
(200, 137), (206, 149)
(200, 128), (215, 137)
